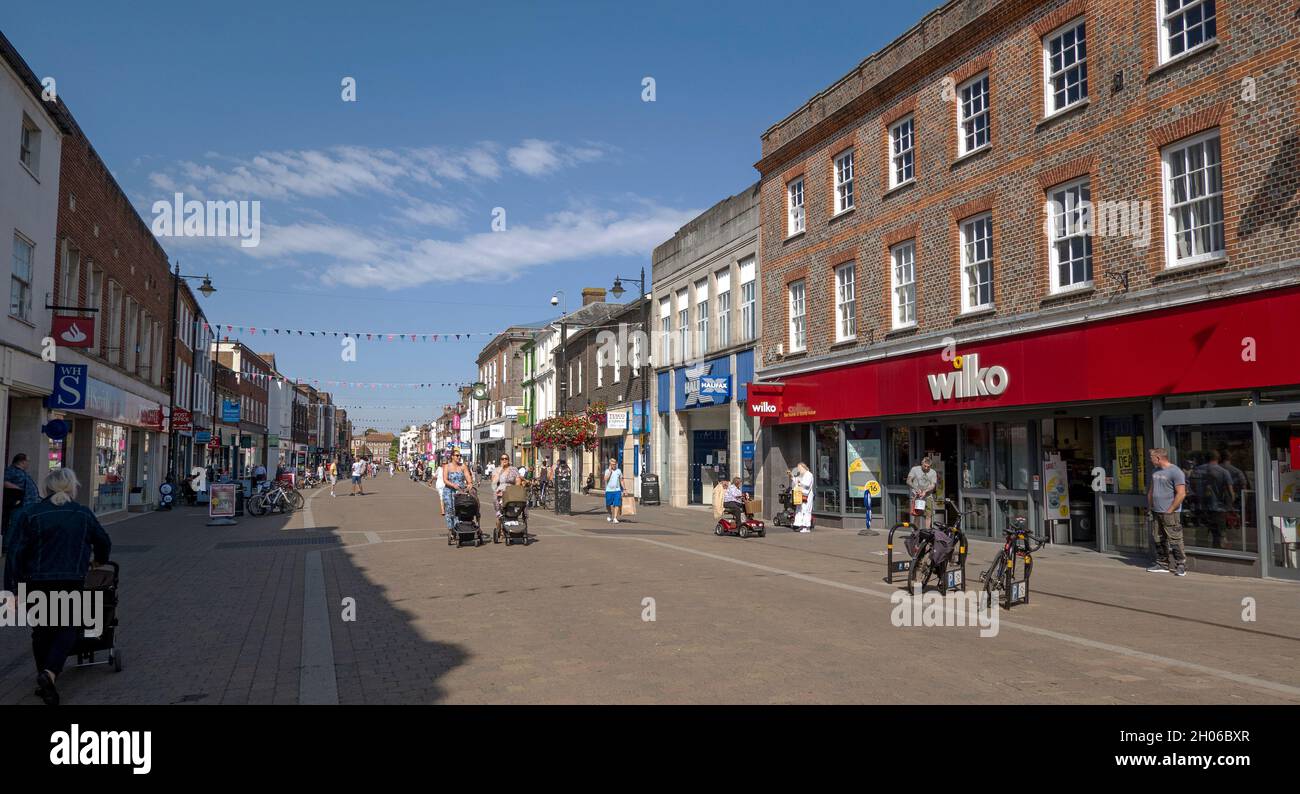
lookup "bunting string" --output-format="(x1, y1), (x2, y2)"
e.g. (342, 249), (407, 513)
(204, 322), (499, 343)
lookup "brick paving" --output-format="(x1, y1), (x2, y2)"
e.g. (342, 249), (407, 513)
(1, 475), (1297, 704)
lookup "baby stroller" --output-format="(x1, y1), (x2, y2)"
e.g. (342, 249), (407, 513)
(71, 561), (123, 673)
(448, 491), (486, 547)
(494, 484), (531, 546)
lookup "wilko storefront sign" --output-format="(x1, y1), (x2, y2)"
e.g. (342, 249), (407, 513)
(926, 353), (1009, 402)
(747, 398), (783, 418)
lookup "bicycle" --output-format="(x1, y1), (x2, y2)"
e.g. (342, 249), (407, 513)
(980, 516), (1049, 610)
(906, 497), (974, 596)
(247, 482), (296, 516)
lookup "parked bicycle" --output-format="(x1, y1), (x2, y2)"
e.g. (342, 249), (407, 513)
(247, 482), (297, 516)
(980, 516), (1049, 609)
(527, 481), (552, 509)
(905, 498), (973, 596)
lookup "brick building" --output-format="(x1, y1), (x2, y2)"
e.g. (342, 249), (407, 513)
(48, 88), (177, 514)
(214, 341), (270, 473)
(473, 323), (542, 465)
(749, 0), (1300, 578)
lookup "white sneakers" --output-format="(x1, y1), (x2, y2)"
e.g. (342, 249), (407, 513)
(613, 519), (620, 524)
(799, 528), (811, 533)
(607, 515), (612, 523)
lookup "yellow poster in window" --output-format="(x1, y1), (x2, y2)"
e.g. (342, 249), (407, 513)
(1117, 437), (1134, 492)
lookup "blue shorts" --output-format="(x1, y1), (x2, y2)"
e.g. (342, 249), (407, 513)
(605, 490), (622, 507)
(351, 475), (362, 484)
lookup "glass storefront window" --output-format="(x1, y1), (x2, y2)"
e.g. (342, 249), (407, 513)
(1101, 415), (1147, 495)
(1165, 423), (1256, 553)
(93, 422), (128, 514)
(1107, 503), (1150, 552)
(961, 495), (992, 536)
(961, 423), (990, 489)
(889, 425), (912, 487)
(814, 422), (841, 513)
(1267, 424), (1300, 572)
(994, 422), (1030, 490)
(1163, 391), (1254, 410)
(845, 422), (882, 515)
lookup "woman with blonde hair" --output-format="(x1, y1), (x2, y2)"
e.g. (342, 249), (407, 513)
(3, 468), (112, 705)
(791, 462), (815, 533)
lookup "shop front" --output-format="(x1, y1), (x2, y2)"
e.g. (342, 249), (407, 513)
(751, 286), (1300, 579)
(659, 351), (756, 506)
(50, 373), (167, 517)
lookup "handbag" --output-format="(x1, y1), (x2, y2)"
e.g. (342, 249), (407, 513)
(792, 488), (804, 506)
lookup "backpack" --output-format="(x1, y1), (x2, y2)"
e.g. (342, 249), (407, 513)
(929, 527), (956, 568)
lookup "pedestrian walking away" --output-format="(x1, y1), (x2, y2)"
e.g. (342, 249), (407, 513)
(790, 462), (814, 532)
(328, 459), (338, 497)
(441, 450), (474, 529)
(3, 453), (41, 553)
(3, 468), (112, 706)
(1148, 447), (1188, 575)
(604, 457), (624, 524)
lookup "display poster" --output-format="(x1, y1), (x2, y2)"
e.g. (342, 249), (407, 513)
(846, 438), (880, 499)
(210, 483), (236, 518)
(1043, 453), (1071, 520)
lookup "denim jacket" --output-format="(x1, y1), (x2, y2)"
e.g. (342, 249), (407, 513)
(4, 497), (112, 592)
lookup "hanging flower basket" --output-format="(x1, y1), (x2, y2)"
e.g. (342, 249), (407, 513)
(532, 414), (599, 450)
(587, 400), (608, 426)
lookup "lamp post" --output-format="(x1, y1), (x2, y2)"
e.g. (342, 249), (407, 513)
(609, 266), (649, 494)
(167, 262), (216, 479)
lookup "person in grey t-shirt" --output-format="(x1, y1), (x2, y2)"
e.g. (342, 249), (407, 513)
(1147, 448), (1187, 575)
(907, 457), (939, 529)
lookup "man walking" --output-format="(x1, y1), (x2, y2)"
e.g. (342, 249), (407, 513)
(351, 458), (367, 496)
(907, 456), (939, 529)
(1148, 448), (1187, 576)
(328, 459), (338, 497)
(3, 453), (40, 552)
(604, 457), (624, 524)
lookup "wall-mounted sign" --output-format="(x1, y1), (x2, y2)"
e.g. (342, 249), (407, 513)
(608, 411), (629, 430)
(48, 364), (88, 410)
(489, 424), (505, 439)
(171, 408), (193, 432)
(747, 397), (782, 417)
(51, 315), (95, 348)
(927, 353), (1010, 402)
(222, 399), (241, 423)
(196, 430), (212, 444)
(677, 356), (732, 410)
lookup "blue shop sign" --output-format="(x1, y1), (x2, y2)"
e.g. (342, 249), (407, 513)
(222, 399), (241, 423)
(742, 442), (755, 460)
(47, 364), (88, 410)
(675, 356), (732, 410)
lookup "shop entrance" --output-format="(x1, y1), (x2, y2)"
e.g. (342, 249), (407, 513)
(689, 429), (728, 504)
(920, 425), (958, 525)
(1265, 422), (1300, 580)
(1040, 417), (1097, 545)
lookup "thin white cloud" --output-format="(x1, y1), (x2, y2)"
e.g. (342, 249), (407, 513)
(399, 201), (463, 228)
(506, 139), (608, 176)
(320, 204), (697, 289)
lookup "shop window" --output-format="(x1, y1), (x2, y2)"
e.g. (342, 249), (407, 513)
(1165, 423), (1256, 553)
(1163, 391), (1253, 410)
(1101, 415), (1147, 495)
(814, 422), (841, 513)
(961, 423), (990, 489)
(845, 422), (882, 515)
(994, 422), (1030, 490)
(1266, 424), (1300, 572)
(1258, 388), (1300, 404)
(93, 422), (128, 514)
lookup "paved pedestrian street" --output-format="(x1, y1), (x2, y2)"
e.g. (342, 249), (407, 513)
(2, 476), (1296, 706)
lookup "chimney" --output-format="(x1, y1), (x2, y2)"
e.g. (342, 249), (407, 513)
(581, 287), (606, 306)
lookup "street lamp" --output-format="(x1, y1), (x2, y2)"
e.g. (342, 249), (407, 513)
(168, 261), (216, 478)
(610, 267), (649, 496)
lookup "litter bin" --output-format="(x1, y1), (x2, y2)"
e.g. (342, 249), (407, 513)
(555, 474), (572, 516)
(641, 473), (660, 506)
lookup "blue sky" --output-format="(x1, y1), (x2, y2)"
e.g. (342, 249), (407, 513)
(3, 0), (936, 431)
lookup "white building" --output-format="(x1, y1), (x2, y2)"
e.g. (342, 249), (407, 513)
(0, 33), (67, 479)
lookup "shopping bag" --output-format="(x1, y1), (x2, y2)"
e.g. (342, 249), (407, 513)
(621, 495), (637, 516)
(792, 488), (804, 506)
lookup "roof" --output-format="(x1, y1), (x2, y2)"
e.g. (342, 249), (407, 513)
(0, 29), (75, 134)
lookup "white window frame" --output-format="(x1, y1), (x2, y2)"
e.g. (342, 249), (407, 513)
(716, 284), (731, 349)
(834, 149), (855, 214)
(960, 213), (994, 313)
(788, 280), (806, 353)
(678, 306), (690, 361)
(1042, 18), (1088, 117)
(596, 346), (605, 388)
(1159, 0), (1217, 64)
(696, 289), (709, 357)
(787, 177), (805, 236)
(834, 262), (856, 342)
(60, 240), (80, 308)
(1047, 177), (1094, 293)
(739, 257), (757, 342)
(1161, 129), (1225, 269)
(958, 72), (990, 156)
(613, 339), (621, 383)
(890, 241), (917, 330)
(10, 232), (35, 322)
(658, 297), (672, 365)
(889, 115), (915, 188)
(19, 113), (40, 177)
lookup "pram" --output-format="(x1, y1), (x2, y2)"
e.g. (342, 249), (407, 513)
(493, 484), (531, 546)
(71, 561), (123, 673)
(448, 491), (486, 547)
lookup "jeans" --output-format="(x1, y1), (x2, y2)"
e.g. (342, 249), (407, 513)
(1152, 512), (1186, 570)
(29, 579), (84, 675)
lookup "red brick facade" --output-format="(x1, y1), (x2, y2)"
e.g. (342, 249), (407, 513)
(755, 0), (1299, 366)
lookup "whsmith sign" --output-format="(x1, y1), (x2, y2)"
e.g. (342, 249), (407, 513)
(926, 354), (1009, 402)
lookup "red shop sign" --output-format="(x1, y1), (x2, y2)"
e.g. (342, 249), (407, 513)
(51, 315), (96, 347)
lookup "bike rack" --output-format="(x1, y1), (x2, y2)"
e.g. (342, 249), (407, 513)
(999, 548), (1034, 609)
(885, 523), (968, 593)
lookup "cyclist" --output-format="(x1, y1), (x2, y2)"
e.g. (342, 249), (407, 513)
(537, 458), (551, 505)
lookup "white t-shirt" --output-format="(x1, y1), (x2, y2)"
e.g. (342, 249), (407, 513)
(605, 468), (623, 492)
(351, 461), (365, 478)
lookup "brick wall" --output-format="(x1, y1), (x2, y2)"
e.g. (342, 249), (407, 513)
(756, 0), (1300, 365)
(55, 125), (176, 389)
